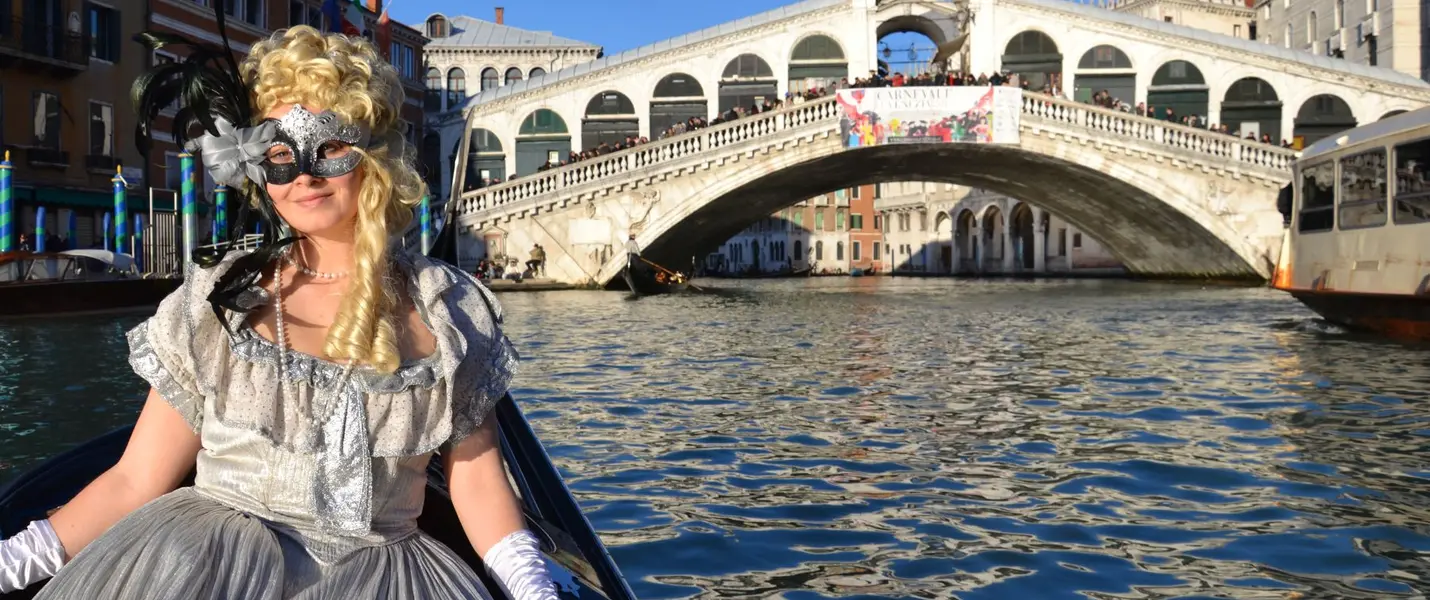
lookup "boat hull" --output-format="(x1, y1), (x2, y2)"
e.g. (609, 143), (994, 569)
(0, 278), (181, 317)
(1288, 288), (1430, 340)
(622, 265), (688, 295)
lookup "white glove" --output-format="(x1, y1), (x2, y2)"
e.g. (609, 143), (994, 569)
(0, 519), (65, 593)
(482, 530), (559, 600)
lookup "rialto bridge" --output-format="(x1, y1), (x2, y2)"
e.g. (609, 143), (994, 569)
(427, 0), (1430, 286)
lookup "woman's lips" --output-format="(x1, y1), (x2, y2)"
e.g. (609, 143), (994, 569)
(293, 193), (330, 208)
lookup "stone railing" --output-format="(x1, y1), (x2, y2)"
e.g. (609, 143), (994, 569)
(455, 97), (841, 219)
(1020, 94), (1299, 171)
(454, 90), (1296, 222)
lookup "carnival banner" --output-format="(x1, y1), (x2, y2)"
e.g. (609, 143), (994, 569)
(836, 87), (1022, 147)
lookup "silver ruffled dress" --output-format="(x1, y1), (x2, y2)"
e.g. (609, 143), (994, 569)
(35, 249), (518, 599)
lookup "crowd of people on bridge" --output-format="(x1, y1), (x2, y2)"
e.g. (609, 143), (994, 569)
(1085, 90), (1294, 148)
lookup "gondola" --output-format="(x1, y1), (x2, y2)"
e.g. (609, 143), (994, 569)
(621, 258), (692, 296)
(0, 394), (636, 600)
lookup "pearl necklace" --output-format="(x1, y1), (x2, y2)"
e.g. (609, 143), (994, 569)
(288, 246), (349, 280)
(272, 257), (353, 421)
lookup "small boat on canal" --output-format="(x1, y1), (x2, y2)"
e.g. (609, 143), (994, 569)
(0, 394), (637, 600)
(1273, 107), (1430, 340)
(622, 257), (694, 296)
(0, 250), (181, 317)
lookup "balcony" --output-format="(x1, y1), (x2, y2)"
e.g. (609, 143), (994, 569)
(85, 154), (119, 173)
(26, 147), (70, 169)
(0, 17), (89, 74)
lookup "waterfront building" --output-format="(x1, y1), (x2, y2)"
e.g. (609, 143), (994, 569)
(0, 0), (147, 249)
(419, 8), (601, 192)
(875, 183), (1123, 276)
(1254, 0), (1424, 82)
(1110, 0), (1259, 40)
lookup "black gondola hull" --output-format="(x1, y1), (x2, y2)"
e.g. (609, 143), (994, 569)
(621, 264), (687, 296)
(0, 396), (634, 600)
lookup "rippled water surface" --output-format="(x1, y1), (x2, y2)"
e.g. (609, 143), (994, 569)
(3, 277), (1429, 599)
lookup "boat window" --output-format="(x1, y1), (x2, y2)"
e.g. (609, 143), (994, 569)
(1297, 160), (1335, 233)
(1337, 149), (1387, 229)
(1392, 136), (1430, 225)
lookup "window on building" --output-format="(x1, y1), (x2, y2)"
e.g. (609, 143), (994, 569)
(447, 68), (466, 107)
(1307, 12), (1317, 44)
(481, 68), (499, 91)
(1392, 137), (1430, 225)
(793, 211), (804, 229)
(919, 211), (928, 231)
(836, 209), (846, 231)
(815, 210), (824, 230)
(165, 152), (182, 190)
(850, 214), (863, 230)
(1338, 149), (1386, 229)
(425, 67), (443, 112)
(33, 92), (60, 149)
(873, 215), (881, 231)
(1298, 160), (1335, 232)
(505, 67), (523, 85)
(852, 241), (861, 261)
(89, 102), (113, 157)
(874, 185), (882, 199)
(225, 0), (264, 27)
(426, 15), (449, 38)
(1072, 233), (1083, 249)
(530, 67), (546, 79)
(851, 186), (860, 199)
(873, 242), (880, 260)
(1163, 16), (1172, 22)
(88, 4), (119, 62)
(1057, 228), (1067, 256)
(1233, 24), (1241, 38)
(836, 241), (844, 261)
(794, 240), (803, 259)
(815, 240), (824, 260)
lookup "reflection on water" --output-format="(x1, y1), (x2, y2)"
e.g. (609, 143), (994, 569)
(3, 278), (1429, 599)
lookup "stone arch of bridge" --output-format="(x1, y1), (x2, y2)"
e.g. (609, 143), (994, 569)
(875, 14), (954, 47)
(597, 142), (1270, 287)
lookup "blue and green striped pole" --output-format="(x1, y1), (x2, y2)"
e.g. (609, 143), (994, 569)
(34, 206), (46, 253)
(180, 153), (196, 264)
(112, 166), (127, 254)
(419, 194), (431, 255)
(102, 212), (111, 251)
(214, 185), (228, 243)
(0, 151), (13, 252)
(134, 214), (144, 272)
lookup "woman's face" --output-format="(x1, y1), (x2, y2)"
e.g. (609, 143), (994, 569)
(262, 103), (363, 239)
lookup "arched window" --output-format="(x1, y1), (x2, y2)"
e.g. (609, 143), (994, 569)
(793, 240), (803, 259)
(446, 67), (466, 108)
(504, 67), (523, 85)
(480, 68), (499, 91)
(425, 67), (443, 112)
(529, 67), (546, 79)
(815, 240), (824, 261)
(836, 241), (844, 261)
(425, 15), (449, 38)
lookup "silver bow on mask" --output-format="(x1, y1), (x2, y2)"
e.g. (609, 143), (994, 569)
(186, 117), (278, 189)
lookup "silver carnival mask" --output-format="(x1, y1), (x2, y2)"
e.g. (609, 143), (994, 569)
(260, 105), (372, 185)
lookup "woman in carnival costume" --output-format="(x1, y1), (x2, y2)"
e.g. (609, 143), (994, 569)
(0, 7), (558, 599)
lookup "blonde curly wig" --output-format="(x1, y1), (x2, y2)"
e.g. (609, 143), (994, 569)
(241, 26), (427, 374)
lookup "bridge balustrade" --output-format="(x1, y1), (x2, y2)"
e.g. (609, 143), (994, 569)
(455, 90), (1297, 221)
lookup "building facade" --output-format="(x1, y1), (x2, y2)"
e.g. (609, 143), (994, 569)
(420, 8), (601, 191)
(1254, 0), (1421, 81)
(0, 0), (147, 250)
(708, 184), (881, 275)
(1111, 0), (1259, 40)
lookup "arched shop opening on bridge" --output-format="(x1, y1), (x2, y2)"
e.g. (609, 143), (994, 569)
(516, 109), (570, 175)
(1147, 60), (1208, 121)
(1073, 45), (1133, 105)
(650, 73), (706, 136)
(583, 90), (639, 149)
(1002, 31), (1061, 92)
(1294, 94), (1357, 146)
(1221, 77), (1281, 140)
(458, 128), (505, 188)
(719, 53), (777, 112)
(875, 21), (942, 78)
(788, 34), (847, 92)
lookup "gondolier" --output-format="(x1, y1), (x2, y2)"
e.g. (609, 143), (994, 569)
(625, 234), (641, 268)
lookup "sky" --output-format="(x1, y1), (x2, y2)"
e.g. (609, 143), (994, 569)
(386, 0), (936, 58)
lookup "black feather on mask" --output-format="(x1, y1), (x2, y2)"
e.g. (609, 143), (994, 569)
(131, 0), (296, 331)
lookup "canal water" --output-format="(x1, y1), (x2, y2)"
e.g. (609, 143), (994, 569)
(2, 277), (1428, 599)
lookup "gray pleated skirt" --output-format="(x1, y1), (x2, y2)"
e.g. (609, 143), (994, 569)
(35, 488), (493, 600)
